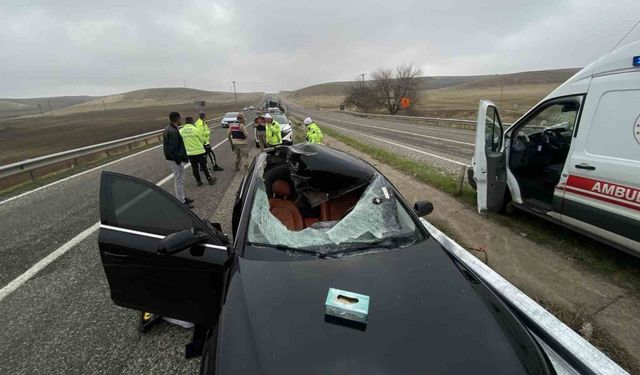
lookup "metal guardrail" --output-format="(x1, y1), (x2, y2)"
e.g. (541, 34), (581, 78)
(0, 117), (221, 180)
(340, 109), (514, 126)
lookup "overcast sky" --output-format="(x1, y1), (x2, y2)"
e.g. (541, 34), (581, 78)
(1, 0), (639, 98)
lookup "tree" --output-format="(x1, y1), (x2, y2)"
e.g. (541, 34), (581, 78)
(344, 77), (378, 112)
(372, 64), (422, 115)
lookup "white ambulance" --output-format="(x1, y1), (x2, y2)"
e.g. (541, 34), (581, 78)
(472, 41), (640, 255)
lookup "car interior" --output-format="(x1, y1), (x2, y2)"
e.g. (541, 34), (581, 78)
(265, 171), (366, 231)
(259, 144), (372, 231)
(508, 99), (580, 209)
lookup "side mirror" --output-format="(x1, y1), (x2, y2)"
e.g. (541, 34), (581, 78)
(413, 201), (434, 217)
(157, 229), (208, 255)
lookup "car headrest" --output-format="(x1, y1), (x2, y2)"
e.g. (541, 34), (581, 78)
(272, 179), (291, 199)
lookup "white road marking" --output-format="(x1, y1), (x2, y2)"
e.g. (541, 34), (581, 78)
(301, 115), (471, 167)
(0, 137), (230, 303)
(0, 117), (225, 207)
(0, 145), (161, 206)
(309, 111), (475, 146)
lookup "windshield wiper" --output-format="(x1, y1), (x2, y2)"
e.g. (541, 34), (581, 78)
(321, 237), (401, 258)
(246, 242), (321, 257)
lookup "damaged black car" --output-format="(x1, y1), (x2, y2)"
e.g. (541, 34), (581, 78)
(97, 143), (554, 374)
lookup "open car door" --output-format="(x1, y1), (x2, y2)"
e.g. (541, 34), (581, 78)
(98, 171), (230, 327)
(472, 100), (507, 213)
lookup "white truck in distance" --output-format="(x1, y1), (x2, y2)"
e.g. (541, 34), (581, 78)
(472, 41), (640, 256)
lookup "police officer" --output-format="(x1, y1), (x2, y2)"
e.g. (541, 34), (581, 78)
(195, 112), (223, 171)
(180, 117), (216, 186)
(264, 113), (282, 147)
(163, 112), (193, 208)
(254, 113), (267, 150)
(304, 117), (324, 144)
(226, 117), (250, 171)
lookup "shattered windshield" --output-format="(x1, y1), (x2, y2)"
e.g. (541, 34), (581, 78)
(247, 165), (424, 256)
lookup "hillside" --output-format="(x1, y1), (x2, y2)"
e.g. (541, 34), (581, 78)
(0, 96), (96, 120)
(283, 68), (581, 121)
(57, 88), (263, 115)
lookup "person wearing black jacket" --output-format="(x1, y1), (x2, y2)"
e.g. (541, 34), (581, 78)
(163, 112), (193, 208)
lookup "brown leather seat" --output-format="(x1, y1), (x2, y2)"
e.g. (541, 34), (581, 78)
(269, 179), (304, 231)
(320, 191), (361, 221)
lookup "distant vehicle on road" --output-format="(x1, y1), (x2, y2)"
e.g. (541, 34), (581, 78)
(220, 112), (239, 128)
(97, 144), (555, 375)
(249, 105), (254, 110)
(471, 41), (640, 256)
(267, 107), (282, 115)
(242, 107), (249, 111)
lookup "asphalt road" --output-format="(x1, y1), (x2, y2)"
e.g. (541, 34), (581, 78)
(286, 102), (476, 169)
(0, 111), (259, 375)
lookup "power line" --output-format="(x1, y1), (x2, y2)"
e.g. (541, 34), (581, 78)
(610, 18), (640, 52)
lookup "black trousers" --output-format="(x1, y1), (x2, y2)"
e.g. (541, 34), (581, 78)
(188, 154), (211, 183)
(204, 144), (218, 166)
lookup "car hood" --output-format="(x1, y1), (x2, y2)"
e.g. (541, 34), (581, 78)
(217, 241), (550, 375)
(222, 117), (236, 122)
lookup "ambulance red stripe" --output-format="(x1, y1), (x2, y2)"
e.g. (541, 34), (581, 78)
(558, 175), (640, 212)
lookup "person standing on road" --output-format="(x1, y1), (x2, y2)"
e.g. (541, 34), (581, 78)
(180, 117), (216, 186)
(195, 112), (224, 171)
(265, 113), (282, 147)
(163, 112), (193, 208)
(304, 117), (324, 144)
(254, 113), (267, 150)
(227, 118), (249, 171)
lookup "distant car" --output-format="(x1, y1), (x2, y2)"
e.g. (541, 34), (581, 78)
(220, 112), (239, 128)
(249, 106), (254, 110)
(267, 107), (282, 115)
(242, 107), (249, 111)
(96, 144), (554, 375)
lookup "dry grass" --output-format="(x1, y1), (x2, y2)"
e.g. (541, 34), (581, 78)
(284, 69), (578, 122)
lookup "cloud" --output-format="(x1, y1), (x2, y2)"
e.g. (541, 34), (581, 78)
(0, 0), (639, 97)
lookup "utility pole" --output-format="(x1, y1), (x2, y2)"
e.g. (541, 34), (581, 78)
(360, 73), (365, 87)
(232, 81), (238, 104)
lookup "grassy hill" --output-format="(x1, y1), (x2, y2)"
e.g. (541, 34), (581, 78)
(0, 96), (96, 119)
(56, 88), (263, 115)
(282, 68), (581, 121)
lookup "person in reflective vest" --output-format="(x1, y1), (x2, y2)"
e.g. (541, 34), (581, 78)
(304, 117), (324, 144)
(195, 112), (223, 171)
(180, 117), (216, 186)
(226, 117), (249, 171)
(264, 113), (281, 146)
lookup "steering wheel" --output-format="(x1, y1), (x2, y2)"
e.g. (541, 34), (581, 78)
(542, 129), (566, 150)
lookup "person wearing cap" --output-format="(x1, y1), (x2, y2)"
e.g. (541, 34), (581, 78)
(227, 117), (250, 171)
(195, 112), (224, 172)
(264, 113), (282, 147)
(253, 113), (267, 150)
(304, 117), (324, 144)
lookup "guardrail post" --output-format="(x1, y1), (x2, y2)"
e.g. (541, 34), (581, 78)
(457, 165), (467, 195)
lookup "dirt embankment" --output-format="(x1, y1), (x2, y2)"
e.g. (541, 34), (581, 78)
(0, 100), (257, 165)
(324, 134), (640, 373)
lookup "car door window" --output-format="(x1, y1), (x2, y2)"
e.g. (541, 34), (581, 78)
(485, 106), (503, 152)
(101, 172), (203, 235)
